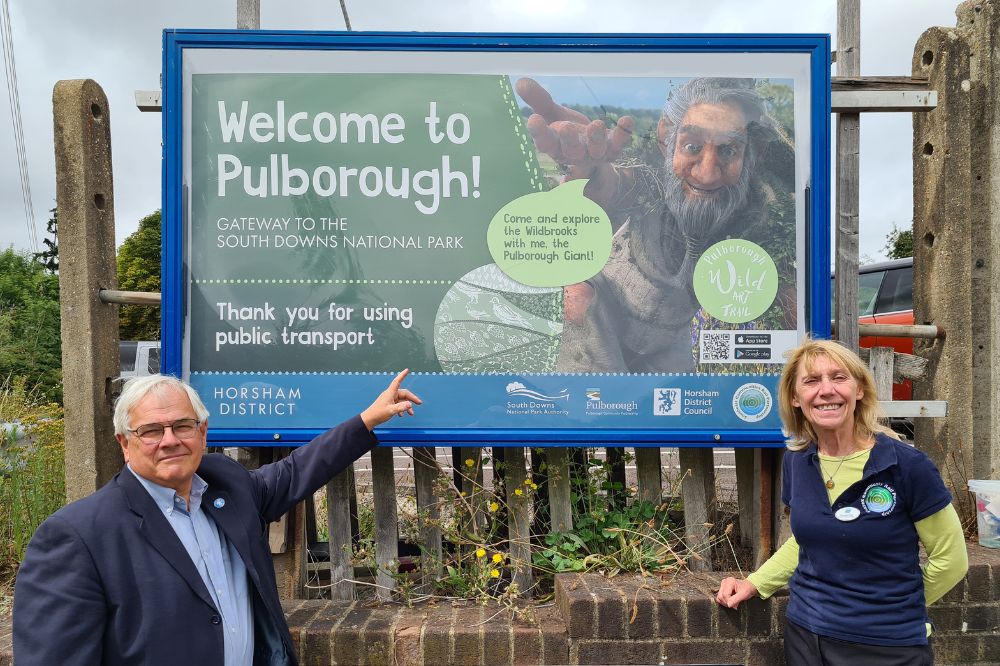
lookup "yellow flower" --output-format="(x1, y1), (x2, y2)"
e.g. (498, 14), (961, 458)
(492, 553), (503, 564)
(523, 478), (532, 485)
(476, 548), (486, 558)
(489, 502), (499, 512)
(460, 491), (467, 497)
(490, 569), (500, 578)
(465, 458), (475, 467)
(514, 488), (523, 496)
(530, 483), (538, 490)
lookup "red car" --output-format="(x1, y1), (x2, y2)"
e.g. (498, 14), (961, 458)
(834, 257), (914, 401)
(857, 257), (914, 401)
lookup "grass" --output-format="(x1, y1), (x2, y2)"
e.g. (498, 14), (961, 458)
(0, 377), (66, 610)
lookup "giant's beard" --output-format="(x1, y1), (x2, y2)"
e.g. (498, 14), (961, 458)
(661, 157), (752, 246)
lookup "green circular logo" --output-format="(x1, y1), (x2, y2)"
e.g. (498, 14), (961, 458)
(862, 483), (897, 515)
(692, 239), (778, 323)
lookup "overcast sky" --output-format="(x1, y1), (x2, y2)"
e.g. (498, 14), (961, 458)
(0, 0), (962, 262)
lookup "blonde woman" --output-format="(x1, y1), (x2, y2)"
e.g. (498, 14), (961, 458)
(716, 339), (967, 665)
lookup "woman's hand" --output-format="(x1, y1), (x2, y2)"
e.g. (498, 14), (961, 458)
(716, 577), (759, 609)
(360, 369), (422, 430)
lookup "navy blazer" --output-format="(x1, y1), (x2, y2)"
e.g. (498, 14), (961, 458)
(13, 415), (377, 666)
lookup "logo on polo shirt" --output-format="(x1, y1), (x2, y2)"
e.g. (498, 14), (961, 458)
(862, 482), (897, 516)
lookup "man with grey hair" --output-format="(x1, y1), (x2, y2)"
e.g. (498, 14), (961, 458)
(14, 371), (419, 666)
(517, 77), (794, 372)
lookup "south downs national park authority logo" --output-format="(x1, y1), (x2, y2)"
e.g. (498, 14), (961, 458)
(862, 483), (897, 516)
(732, 383), (772, 422)
(505, 382), (569, 417)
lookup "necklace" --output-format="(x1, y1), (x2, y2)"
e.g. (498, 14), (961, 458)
(820, 455), (848, 489)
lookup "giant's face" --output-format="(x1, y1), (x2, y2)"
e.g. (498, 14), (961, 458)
(670, 102), (748, 201)
(115, 386), (207, 495)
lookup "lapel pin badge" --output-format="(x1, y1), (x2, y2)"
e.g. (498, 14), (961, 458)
(213, 498), (225, 509)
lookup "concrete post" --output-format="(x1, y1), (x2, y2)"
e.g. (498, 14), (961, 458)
(913, 2), (1000, 505)
(52, 80), (121, 501)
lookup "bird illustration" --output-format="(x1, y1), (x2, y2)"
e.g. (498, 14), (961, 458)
(489, 296), (531, 329)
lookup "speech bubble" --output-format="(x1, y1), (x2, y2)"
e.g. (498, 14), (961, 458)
(486, 179), (612, 287)
(692, 239), (778, 323)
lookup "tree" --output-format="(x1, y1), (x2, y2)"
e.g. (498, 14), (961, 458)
(116, 211), (161, 340)
(883, 223), (913, 260)
(0, 249), (62, 402)
(32, 207), (58, 274)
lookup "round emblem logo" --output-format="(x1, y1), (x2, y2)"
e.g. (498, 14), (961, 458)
(732, 383), (773, 423)
(862, 483), (896, 516)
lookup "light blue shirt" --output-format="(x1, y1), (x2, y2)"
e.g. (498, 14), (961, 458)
(128, 466), (254, 665)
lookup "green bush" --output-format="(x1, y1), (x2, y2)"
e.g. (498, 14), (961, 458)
(0, 379), (65, 601)
(0, 249), (62, 403)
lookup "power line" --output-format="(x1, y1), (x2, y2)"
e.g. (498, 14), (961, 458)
(339, 0), (352, 31)
(0, 0), (37, 253)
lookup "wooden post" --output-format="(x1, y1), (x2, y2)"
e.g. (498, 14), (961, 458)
(869, 346), (895, 399)
(605, 447), (627, 509)
(771, 449), (791, 548)
(547, 447), (573, 533)
(504, 446), (533, 596)
(635, 447), (662, 505)
(736, 447), (783, 565)
(491, 447), (509, 542)
(52, 80), (121, 501)
(326, 467), (356, 601)
(835, 0), (861, 353)
(751, 449), (775, 569)
(679, 448), (715, 571)
(371, 445), (398, 600)
(734, 448), (754, 546)
(459, 446), (485, 534)
(530, 447), (550, 537)
(236, 0), (260, 29)
(413, 446), (442, 588)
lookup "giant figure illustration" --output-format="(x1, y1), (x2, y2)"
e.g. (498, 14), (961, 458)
(517, 77), (796, 373)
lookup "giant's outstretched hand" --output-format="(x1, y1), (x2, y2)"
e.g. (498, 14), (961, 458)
(360, 369), (422, 431)
(515, 77), (634, 207)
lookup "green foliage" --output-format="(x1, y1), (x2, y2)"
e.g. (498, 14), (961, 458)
(532, 453), (683, 578)
(0, 379), (65, 600)
(883, 223), (913, 260)
(117, 210), (162, 340)
(756, 81), (795, 139)
(32, 208), (58, 274)
(0, 248), (62, 402)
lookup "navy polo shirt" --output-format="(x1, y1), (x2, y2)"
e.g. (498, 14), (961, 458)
(782, 433), (952, 646)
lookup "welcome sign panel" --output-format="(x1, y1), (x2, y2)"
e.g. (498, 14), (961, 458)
(164, 32), (830, 444)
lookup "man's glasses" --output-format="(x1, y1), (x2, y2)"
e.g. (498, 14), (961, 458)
(127, 419), (201, 444)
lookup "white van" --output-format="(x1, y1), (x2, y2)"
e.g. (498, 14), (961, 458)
(119, 341), (161, 378)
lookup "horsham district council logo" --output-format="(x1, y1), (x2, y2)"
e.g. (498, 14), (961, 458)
(653, 388), (681, 416)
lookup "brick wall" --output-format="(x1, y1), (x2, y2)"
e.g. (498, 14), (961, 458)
(3, 543), (999, 665)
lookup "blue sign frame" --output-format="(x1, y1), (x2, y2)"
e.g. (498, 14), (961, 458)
(162, 30), (830, 447)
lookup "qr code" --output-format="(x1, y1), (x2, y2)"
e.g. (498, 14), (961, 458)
(700, 331), (733, 362)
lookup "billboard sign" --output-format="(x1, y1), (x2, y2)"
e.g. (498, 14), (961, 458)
(162, 31), (830, 445)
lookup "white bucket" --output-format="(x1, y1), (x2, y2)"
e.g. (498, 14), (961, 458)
(968, 480), (1000, 548)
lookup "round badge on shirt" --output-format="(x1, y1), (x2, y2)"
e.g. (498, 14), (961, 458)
(834, 506), (861, 522)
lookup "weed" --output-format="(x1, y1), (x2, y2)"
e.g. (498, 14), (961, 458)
(0, 376), (66, 607)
